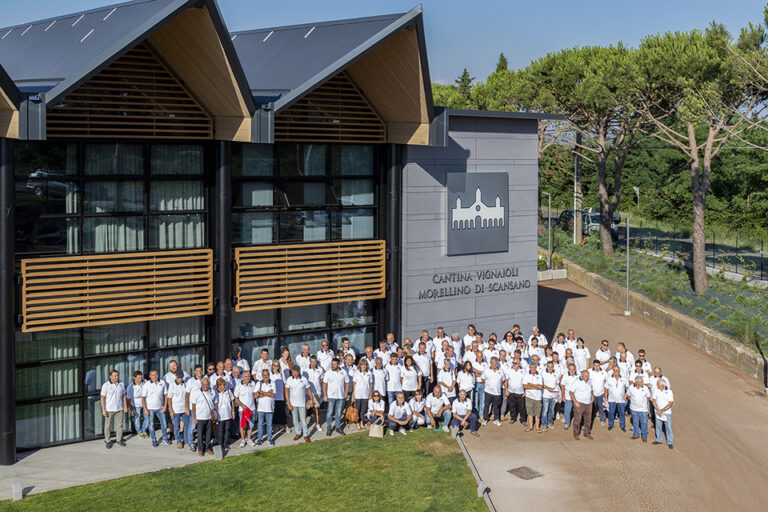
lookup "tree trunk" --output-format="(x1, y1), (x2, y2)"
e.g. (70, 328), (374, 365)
(595, 137), (614, 256)
(691, 161), (709, 294)
(537, 155), (546, 236)
(573, 133), (583, 244)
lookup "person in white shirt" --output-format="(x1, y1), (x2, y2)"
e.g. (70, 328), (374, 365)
(482, 340), (500, 364)
(500, 331), (516, 358)
(167, 369), (192, 450)
(362, 346), (376, 369)
(450, 389), (479, 437)
(371, 357), (388, 402)
(437, 359), (456, 402)
(253, 349), (273, 376)
(387, 392), (413, 436)
(615, 342), (635, 367)
(636, 349), (653, 375)
(523, 365), (544, 434)
(163, 360), (189, 388)
(341, 354), (358, 400)
(413, 342), (433, 395)
(425, 385), (452, 431)
(651, 379), (674, 449)
(617, 352), (632, 381)
(190, 377), (217, 456)
(234, 370), (257, 448)
(569, 370), (594, 440)
(367, 392), (386, 425)
(295, 344), (312, 374)
(604, 366), (628, 432)
(431, 327), (450, 356)
(551, 333), (568, 360)
(648, 367), (671, 397)
(573, 338), (591, 373)
(101, 369), (128, 448)
(385, 353), (403, 403)
(462, 324), (477, 352)
(352, 359), (373, 430)
(528, 326), (548, 349)
(594, 340), (611, 371)
(255, 369), (276, 446)
(385, 332), (399, 352)
(626, 376), (651, 442)
(442, 345), (458, 371)
(450, 333), (463, 360)
(338, 337), (357, 360)
(588, 360), (608, 428)
(285, 365), (314, 443)
(232, 346), (250, 373)
(374, 340), (391, 363)
(269, 360), (291, 433)
(323, 358), (349, 437)
(142, 370), (169, 447)
(504, 359), (527, 426)
(303, 356), (324, 433)
(560, 363), (579, 430)
(214, 376), (235, 453)
(528, 338), (545, 362)
(541, 361), (559, 431)
(408, 390), (428, 431)
(316, 340), (334, 373)
(400, 356), (421, 401)
(126, 370), (148, 439)
(482, 358), (505, 426)
(472, 351), (488, 417)
(456, 361), (476, 404)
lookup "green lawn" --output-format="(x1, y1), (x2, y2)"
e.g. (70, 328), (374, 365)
(0, 431), (486, 512)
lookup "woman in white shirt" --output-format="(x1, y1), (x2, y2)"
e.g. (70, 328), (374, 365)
(270, 361), (289, 433)
(560, 364), (579, 431)
(352, 359), (373, 430)
(279, 347), (293, 380)
(255, 369), (276, 446)
(408, 390), (427, 431)
(385, 353), (402, 404)
(573, 338), (591, 373)
(126, 370), (147, 439)
(371, 357), (388, 401)
(437, 359), (456, 402)
(303, 356), (324, 432)
(400, 356), (421, 401)
(456, 361), (476, 405)
(367, 391), (386, 425)
(214, 377), (235, 453)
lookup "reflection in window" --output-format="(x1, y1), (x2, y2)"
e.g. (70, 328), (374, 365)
(232, 309), (276, 339)
(233, 212), (275, 245)
(279, 210), (328, 242)
(16, 362), (80, 402)
(332, 301), (374, 327)
(149, 214), (205, 249)
(84, 143), (143, 175)
(338, 145), (374, 175)
(235, 182), (275, 207)
(278, 144), (327, 176)
(83, 216), (144, 253)
(151, 145), (203, 174)
(16, 329), (80, 364)
(282, 182), (332, 206)
(235, 144), (273, 176)
(84, 181), (144, 213)
(15, 141), (77, 176)
(84, 323), (145, 356)
(281, 305), (327, 332)
(150, 317), (206, 348)
(17, 399), (81, 449)
(21, 177), (78, 214)
(283, 332), (329, 360)
(84, 355), (146, 394)
(236, 338), (278, 366)
(150, 347), (205, 377)
(332, 209), (374, 240)
(333, 328), (374, 354)
(333, 179), (374, 206)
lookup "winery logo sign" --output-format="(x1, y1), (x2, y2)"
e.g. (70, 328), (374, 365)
(446, 172), (509, 255)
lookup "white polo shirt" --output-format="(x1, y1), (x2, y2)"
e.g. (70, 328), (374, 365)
(163, 370), (189, 388)
(560, 374), (579, 399)
(409, 397), (426, 415)
(401, 367), (420, 391)
(166, 380), (186, 414)
(570, 379), (592, 403)
(234, 380), (256, 410)
(588, 369), (607, 397)
(368, 399), (385, 416)
(252, 359), (273, 376)
(551, 342), (568, 360)
(605, 377), (628, 403)
(185, 377), (203, 396)
(594, 348), (611, 370)
(384, 363), (402, 392)
(352, 371), (372, 399)
(413, 353), (432, 377)
(190, 388), (216, 420)
(426, 393), (450, 414)
(456, 371), (475, 392)
(627, 385), (651, 412)
(256, 381), (275, 413)
(142, 380), (167, 410)
(649, 375), (671, 394)
(472, 361), (489, 383)
(233, 358), (250, 372)
(371, 368), (388, 395)
(316, 350), (334, 372)
(373, 348), (391, 362)
(304, 367), (324, 396)
(389, 401), (412, 419)
(482, 368), (504, 396)
(522, 373), (543, 400)
(323, 369), (348, 400)
(452, 397), (472, 417)
(541, 372), (558, 399)
(285, 376), (310, 407)
(295, 354), (312, 373)
(126, 381), (145, 409)
(652, 388), (674, 421)
(216, 389), (234, 421)
(573, 347), (591, 372)
(101, 381), (126, 412)
(437, 369), (456, 398)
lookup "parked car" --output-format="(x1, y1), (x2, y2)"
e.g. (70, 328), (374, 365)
(583, 212), (619, 239)
(584, 206), (621, 225)
(25, 169), (73, 198)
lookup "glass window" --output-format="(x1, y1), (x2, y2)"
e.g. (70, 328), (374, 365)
(17, 399), (81, 450)
(85, 395), (129, 440)
(84, 181), (144, 213)
(15, 141), (77, 176)
(283, 332), (329, 360)
(337, 145), (374, 175)
(18, 179), (78, 214)
(331, 301), (375, 328)
(281, 305), (327, 332)
(234, 144), (273, 176)
(237, 337), (278, 366)
(151, 145), (203, 174)
(84, 143), (143, 175)
(234, 182), (276, 207)
(16, 329), (80, 364)
(333, 179), (374, 206)
(84, 324), (145, 356)
(332, 209), (375, 240)
(150, 317), (206, 348)
(279, 211), (328, 242)
(303, 145), (327, 175)
(333, 327), (374, 354)
(278, 144), (326, 176)
(150, 181), (204, 211)
(232, 310), (276, 339)
(17, 362), (80, 401)
(83, 216), (144, 253)
(150, 347), (206, 377)
(84, 355), (147, 395)
(16, 218), (79, 255)
(233, 212), (275, 245)
(148, 214), (205, 249)
(282, 182), (333, 206)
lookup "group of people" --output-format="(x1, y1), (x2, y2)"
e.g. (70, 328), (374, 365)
(100, 324), (675, 456)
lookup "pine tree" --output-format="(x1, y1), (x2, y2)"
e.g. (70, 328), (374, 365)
(496, 52), (508, 73)
(454, 68), (475, 106)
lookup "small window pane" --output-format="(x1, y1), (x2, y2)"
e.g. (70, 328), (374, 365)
(282, 182), (332, 206)
(283, 332), (329, 360)
(150, 347), (206, 377)
(234, 182), (276, 207)
(150, 317), (207, 348)
(236, 338), (278, 365)
(338, 145), (374, 175)
(235, 144), (273, 176)
(84, 323), (145, 356)
(151, 145), (203, 174)
(331, 300), (375, 327)
(333, 179), (374, 206)
(149, 214), (205, 249)
(84, 181), (144, 213)
(17, 362), (80, 401)
(84, 355), (147, 395)
(232, 309), (276, 339)
(333, 327), (374, 354)
(233, 212), (275, 245)
(281, 304), (327, 332)
(150, 181), (204, 211)
(16, 329), (80, 364)
(277, 144), (326, 176)
(18, 179), (78, 213)
(16, 217), (79, 255)
(332, 209), (374, 240)
(15, 141), (77, 176)
(303, 145), (327, 175)
(84, 143), (143, 175)
(279, 211), (328, 242)
(83, 216), (144, 254)
(17, 399), (81, 449)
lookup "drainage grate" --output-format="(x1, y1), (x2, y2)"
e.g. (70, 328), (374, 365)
(507, 466), (543, 480)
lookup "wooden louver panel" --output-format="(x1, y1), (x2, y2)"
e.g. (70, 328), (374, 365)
(21, 249), (213, 332)
(47, 42), (213, 139)
(275, 72), (386, 144)
(235, 240), (386, 311)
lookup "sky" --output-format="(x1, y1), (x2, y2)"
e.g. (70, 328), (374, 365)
(4, 0), (768, 85)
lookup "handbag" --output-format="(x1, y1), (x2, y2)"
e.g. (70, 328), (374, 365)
(345, 401), (359, 423)
(369, 423), (384, 438)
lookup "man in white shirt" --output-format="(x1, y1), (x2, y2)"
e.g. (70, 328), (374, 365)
(101, 369), (128, 448)
(385, 353), (403, 403)
(142, 370), (170, 447)
(482, 340), (500, 363)
(528, 326), (548, 349)
(651, 379), (674, 449)
(451, 389), (479, 437)
(163, 360), (189, 388)
(588, 360), (608, 428)
(314, 340), (333, 373)
(615, 342), (635, 367)
(425, 385), (452, 431)
(648, 366), (670, 423)
(523, 366), (544, 433)
(190, 377), (217, 456)
(565, 329), (577, 351)
(253, 349), (273, 376)
(604, 367), (628, 432)
(626, 376), (651, 441)
(637, 349), (653, 376)
(450, 333), (463, 360)
(504, 359), (527, 426)
(482, 358), (505, 426)
(255, 369), (276, 446)
(285, 365), (314, 443)
(413, 341), (433, 395)
(374, 340), (391, 363)
(234, 370), (257, 448)
(569, 370), (594, 440)
(339, 337), (357, 359)
(388, 392), (413, 436)
(295, 344), (312, 374)
(126, 370), (147, 439)
(167, 369), (192, 450)
(322, 358), (349, 437)
(232, 346), (250, 373)
(551, 333), (568, 360)
(431, 327), (451, 357)
(594, 340), (611, 371)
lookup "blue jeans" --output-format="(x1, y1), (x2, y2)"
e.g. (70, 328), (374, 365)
(563, 400), (573, 427)
(326, 398), (344, 430)
(257, 411), (273, 443)
(608, 402), (626, 430)
(171, 412), (192, 445)
(147, 409), (168, 442)
(451, 412), (478, 432)
(631, 410), (648, 439)
(388, 412), (409, 430)
(386, 391), (399, 404)
(427, 409), (452, 428)
(474, 382), (485, 414)
(592, 395), (606, 423)
(541, 397), (556, 427)
(655, 417), (673, 445)
(133, 407), (148, 434)
(291, 406), (308, 437)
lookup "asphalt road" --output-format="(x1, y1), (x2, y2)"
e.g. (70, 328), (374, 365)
(462, 279), (768, 512)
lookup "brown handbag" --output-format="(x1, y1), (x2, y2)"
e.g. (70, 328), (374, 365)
(345, 401), (359, 423)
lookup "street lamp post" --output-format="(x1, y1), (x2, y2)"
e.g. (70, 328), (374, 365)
(619, 212), (630, 316)
(542, 192), (551, 269)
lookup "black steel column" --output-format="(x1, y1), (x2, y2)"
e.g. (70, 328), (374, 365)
(385, 144), (402, 340)
(214, 141), (232, 363)
(0, 138), (16, 465)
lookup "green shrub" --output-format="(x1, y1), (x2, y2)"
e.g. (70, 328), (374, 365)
(537, 258), (548, 271)
(705, 313), (718, 322)
(707, 297), (721, 307)
(691, 307), (706, 315)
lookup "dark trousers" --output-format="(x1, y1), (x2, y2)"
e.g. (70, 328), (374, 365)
(483, 393), (502, 421)
(572, 402), (593, 436)
(451, 413), (479, 432)
(218, 419), (231, 448)
(508, 393), (527, 423)
(403, 390), (417, 401)
(284, 401), (294, 429)
(197, 419), (212, 452)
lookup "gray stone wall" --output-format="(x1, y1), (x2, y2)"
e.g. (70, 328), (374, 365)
(400, 115), (539, 340)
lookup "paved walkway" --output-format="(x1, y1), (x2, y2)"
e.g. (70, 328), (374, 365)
(462, 280), (768, 512)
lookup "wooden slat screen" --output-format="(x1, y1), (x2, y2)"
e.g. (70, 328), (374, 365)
(21, 249), (213, 332)
(235, 240), (386, 311)
(47, 42), (213, 139)
(275, 72), (386, 144)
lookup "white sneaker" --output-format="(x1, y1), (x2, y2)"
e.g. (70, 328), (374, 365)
(494, 420), (502, 426)
(239, 439), (246, 448)
(399, 428), (407, 436)
(481, 420), (488, 426)
(246, 439), (255, 447)
(389, 430), (394, 436)
(442, 426), (450, 433)
(427, 425), (433, 429)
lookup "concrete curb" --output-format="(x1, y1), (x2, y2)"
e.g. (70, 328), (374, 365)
(560, 258), (767, 385)
(455, 435), (496, 512)
(537, 269), (567, 281)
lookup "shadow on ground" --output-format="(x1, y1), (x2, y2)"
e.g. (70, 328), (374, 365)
(537, 284), (586, 339)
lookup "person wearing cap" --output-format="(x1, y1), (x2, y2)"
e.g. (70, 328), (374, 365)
(101, 369), (129, 449)
(234, 370), (257, 448)
(626, 376), (651, 442)
(190, 376), (217, 456)
(167, 369), (192, 449)
(651, 378), (674, 449)
(285, 365), (313, 443)
(142, 370), (170, 447)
